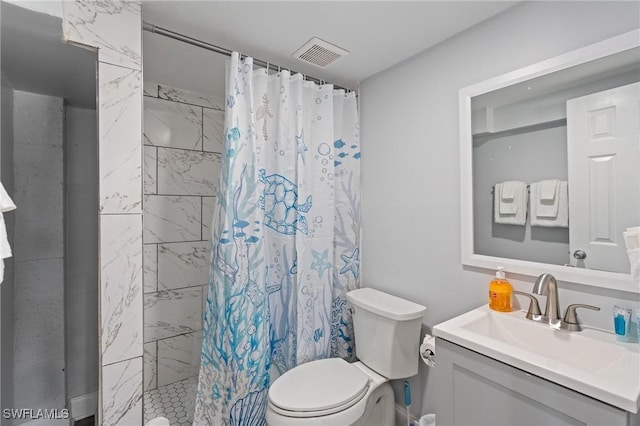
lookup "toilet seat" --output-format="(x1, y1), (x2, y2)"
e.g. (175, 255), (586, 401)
(268, 358), (370, 418)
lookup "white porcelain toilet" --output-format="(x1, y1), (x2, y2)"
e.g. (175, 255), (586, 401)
(266, 287), (426, 425)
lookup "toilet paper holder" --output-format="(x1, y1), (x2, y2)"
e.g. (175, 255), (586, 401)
(420, 334), (435, 367)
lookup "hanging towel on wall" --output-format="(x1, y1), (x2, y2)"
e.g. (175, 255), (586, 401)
(499, 181), (518, 214)
(494, 181), (527, 225)
(0, 182), (16, 284)
(530, 181), (568, 228)
(536, 179), (560, 218)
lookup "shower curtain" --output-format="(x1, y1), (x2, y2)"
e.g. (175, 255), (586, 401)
(194, 52), (361, 425)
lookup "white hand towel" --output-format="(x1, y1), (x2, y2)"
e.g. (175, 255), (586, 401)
(0, 182), (16, 285)
(0, 183), (15, 213)
(627, 248), (640, 288)
(539, 179), (559, 201)
(499, 182), (519, 214)
(536, 179), (560, 218)
(624, 228), (640, 250)
(501, 181), (517, 201)
(530, 181), (568, 228)
(494, 181), (527, 225)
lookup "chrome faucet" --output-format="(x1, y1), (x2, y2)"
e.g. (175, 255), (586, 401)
(532, 273), (562, 328)
(517, 273), (600, 331)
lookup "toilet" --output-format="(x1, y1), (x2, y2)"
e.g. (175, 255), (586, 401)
(266, 287), (426, 425)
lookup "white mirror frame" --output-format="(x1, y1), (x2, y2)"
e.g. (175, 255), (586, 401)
(460, 29), (639, 293)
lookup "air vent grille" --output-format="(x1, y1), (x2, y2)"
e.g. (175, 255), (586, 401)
(293, 37), (349, 69)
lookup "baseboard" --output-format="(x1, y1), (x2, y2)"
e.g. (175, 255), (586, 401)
(20, 420), (69, 426)
(69, 391), (98, 421)
(394, 403), (419, 426)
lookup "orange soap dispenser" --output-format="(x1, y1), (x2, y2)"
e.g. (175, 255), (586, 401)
(489, 266), (513, 312)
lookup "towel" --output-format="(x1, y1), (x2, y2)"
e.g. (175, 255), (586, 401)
(494, 181), (527, 225)
(501, 181), (516, 200)
(624, 228), (640, 250)
(499, 182), (518, 214)
(530, 181), (568, 228)
(628, 248), (640, 288)
(0, 182), (16, 285)
(536, 179), (560, 217)
(625, 227), (640, 286)
(539, 179), (559, 201)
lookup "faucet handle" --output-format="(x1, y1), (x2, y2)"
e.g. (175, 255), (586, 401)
(562, 304), (600, 331)
(513, 291), (542, 320)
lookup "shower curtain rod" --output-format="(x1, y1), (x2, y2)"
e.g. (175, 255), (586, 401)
(142, 22), (354, 92)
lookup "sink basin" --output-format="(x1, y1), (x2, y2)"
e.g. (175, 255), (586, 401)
(433, 305), (640, 413)
(461, 308), (627, 371)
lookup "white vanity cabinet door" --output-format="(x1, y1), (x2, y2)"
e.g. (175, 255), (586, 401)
(434, 338), (634, 426)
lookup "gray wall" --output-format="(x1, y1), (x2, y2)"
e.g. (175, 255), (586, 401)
(12, 90), (65, 416)
(473, 125), (569, 265)
(359, 1), (640, 417)
(1, 72), (15, 420)
(65, 106), (98, 400)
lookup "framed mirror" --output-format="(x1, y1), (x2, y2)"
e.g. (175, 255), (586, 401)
(460, 29), (640, 293)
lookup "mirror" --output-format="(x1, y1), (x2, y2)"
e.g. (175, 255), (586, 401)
(460, 29), (640, 293)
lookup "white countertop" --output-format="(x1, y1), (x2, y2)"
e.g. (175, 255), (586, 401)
(433, 305), (640, 413)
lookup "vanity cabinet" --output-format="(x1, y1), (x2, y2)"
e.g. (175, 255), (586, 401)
(434, 338), (639, 426)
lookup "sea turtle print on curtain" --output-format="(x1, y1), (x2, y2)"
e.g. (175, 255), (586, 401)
(193, 53), (361, 425)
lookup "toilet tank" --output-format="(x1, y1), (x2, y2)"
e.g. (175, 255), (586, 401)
(347, 288), (426, 379)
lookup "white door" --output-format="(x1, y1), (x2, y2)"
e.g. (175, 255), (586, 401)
(567, 82), (640, 273)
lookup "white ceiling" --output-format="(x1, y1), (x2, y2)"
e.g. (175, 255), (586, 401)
(142, 1), (518, 95)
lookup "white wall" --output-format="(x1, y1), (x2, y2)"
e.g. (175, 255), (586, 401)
(65, 106), (98, 401)
(359, 1), (640, 417)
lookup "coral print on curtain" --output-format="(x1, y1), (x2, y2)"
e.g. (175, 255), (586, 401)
(194, 52), (361, 425)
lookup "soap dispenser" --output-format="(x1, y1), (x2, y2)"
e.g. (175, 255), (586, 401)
(489, 266), (513, 312)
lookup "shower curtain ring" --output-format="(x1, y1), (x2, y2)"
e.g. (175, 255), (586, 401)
(265, 61), (269, 74)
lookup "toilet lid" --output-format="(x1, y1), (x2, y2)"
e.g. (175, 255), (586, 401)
(269, 358), (369, 414)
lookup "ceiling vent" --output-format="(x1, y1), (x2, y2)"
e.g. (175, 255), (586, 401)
(292, 37), (349, 69)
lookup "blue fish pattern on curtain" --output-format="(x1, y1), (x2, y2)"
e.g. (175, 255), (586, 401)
(193, 53), (361, 425)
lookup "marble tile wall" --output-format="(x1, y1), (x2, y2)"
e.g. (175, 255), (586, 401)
(101, 358), (143, 426)
(100, 215), (143, 366)
(62, 2), (143, 425)
(97, 63), (142, 214)
(143, 83), (223, 391)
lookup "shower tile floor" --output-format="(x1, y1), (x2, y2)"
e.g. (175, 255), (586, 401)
(143, 377), (198, 426)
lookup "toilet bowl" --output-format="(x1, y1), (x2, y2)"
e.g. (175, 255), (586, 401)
(266, 359), (394, 426)
(266, 288), (426, 426)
